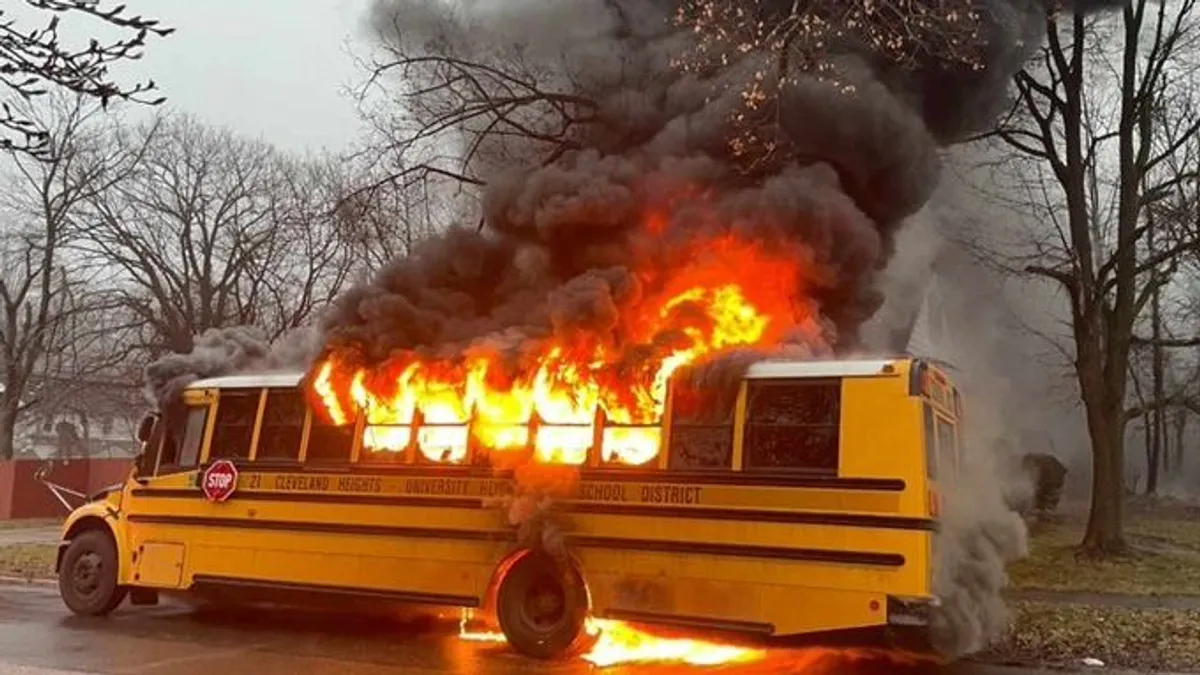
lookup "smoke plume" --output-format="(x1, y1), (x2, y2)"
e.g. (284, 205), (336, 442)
(143, 326), (322, 407)
(333, 0), (1122, 364)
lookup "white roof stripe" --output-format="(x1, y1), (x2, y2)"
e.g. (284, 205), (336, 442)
(742, 359), (897, 379)
(187, 372), (304, 390)
(184, 359), (904, 391)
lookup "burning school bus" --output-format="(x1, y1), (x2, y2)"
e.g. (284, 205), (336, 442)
(53, 355), (960, 662)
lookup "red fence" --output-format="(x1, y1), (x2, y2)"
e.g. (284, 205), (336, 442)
(0, 459), (133, 519)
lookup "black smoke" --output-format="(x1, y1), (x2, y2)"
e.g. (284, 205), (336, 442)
(328, 0), (1123, 366)
(143, 326), (321, 408)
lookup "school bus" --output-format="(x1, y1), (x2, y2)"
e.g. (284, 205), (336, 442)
(54, 357), (961, 658)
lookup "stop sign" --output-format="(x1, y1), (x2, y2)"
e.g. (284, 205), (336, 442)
(201, 460), (239, 502)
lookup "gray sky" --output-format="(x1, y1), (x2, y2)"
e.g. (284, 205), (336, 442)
(111, 0), (368, 153)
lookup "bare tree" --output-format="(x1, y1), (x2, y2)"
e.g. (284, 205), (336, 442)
(980, 1), (1200, 554)
(79, 114), (358, 356)
(333, 161), (441, 272)
(353, 0), (994, 209)
(0, 94), (140, 460)
(350, 6), (600, 222)
(0, 1), (171, 157)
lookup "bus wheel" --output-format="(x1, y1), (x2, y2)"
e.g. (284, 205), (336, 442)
(495, 551), (589, 660)
(58, 530), (127, 616)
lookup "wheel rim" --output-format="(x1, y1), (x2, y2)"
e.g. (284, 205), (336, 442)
(70, 551), (104, 599)
(520, 575), (567, 633)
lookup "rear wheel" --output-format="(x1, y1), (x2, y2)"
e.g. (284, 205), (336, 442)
(496, 551), (589, 659)
(58, 530), (127, 616)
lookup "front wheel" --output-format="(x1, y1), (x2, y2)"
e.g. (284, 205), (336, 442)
(496, 551), (590, 659)
(58, 530), (127, 616)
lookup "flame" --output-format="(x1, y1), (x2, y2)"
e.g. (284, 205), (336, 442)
(311, 233), (814, 466)
(456, 609), (764, 667)
(582, 618), (765, 668)
(458, 609), (507, 643)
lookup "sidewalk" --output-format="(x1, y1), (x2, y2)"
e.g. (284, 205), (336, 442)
(0, 528), (59, 547)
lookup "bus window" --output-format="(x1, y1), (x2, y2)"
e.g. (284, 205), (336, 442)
(935, 415), (958, 472)
(176, 407), (209, 469)
(155, 405), (184, 471)
(156, 405), (207, 473)
(667, 376), (737, 470)
(209, 390), (261, 461)
(923, 405), (937, 479)
(256, 389), (305, 461)
(306, 412), (356, 463)
(743, 379), (839, 474)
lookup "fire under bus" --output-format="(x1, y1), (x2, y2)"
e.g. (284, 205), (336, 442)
(52, 357), (961, 665)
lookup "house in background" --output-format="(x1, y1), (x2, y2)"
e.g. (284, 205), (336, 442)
(11, 377), (146, 461)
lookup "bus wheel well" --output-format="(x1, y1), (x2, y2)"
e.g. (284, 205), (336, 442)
(57, 517), (115, 573)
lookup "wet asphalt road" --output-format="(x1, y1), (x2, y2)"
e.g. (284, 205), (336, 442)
(0, 583), (1054, 675)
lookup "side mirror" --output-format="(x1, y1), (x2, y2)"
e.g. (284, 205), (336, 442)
(136, 413), (157, 443)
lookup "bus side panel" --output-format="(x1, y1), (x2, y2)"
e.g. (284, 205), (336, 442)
(582, 548), (907, 635)
(122, 495), (508, 603)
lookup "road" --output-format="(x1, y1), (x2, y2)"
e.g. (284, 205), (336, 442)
(0, 583), (1077, 675)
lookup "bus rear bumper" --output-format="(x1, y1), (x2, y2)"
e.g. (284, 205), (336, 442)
(886, 595), (939, 627)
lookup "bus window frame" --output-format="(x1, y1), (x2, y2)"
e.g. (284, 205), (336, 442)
(663, 377), (739, 472)
(253, 387), (308, 464)
(155, 404), (211, 476)
(203, 388), (264, 464)
(740, 377), (841, 476)
(923, 403), (937, 480)
(303, 408), (360, 466)
(934, 412), (959, 474)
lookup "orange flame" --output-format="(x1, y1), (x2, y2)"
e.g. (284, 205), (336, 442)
(456, 609), (765, 667)
(582, 618), (766, 667)
(311, 233), (816, 465)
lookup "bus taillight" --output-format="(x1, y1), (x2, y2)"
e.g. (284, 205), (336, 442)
(928, 487), (941, 518)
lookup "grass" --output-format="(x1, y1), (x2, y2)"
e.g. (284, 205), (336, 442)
(0, 517), (61, 530)
(1008, 513), (1200, 596)
(987, 601), (1200, 672)
(0, 543), (57, 580)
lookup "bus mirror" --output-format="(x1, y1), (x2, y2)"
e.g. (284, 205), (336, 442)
(136, 414), (156, 443)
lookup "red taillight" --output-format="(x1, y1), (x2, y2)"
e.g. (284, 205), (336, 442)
(928, 487), (941, 518)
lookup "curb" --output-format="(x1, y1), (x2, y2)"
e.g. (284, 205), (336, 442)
(0, 574), (56, 587)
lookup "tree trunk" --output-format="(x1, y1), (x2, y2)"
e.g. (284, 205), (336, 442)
(0, 403), (18, 461)
(1174, 410), (1186, 473)
(1083, 407), (1127, 554)
(1080, 343), (1128, 555)
(1148, 226), (1164, 495)
(1143, 413), (1154, 494)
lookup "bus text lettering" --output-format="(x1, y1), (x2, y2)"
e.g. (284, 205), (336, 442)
(336, 476), (383, 493)
(578, 483), (628, 502)
(404, 478), (470, 496)
(640, 485), (702, 505)
(274, 475), (330, 492)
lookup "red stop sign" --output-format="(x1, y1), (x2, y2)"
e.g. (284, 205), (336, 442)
(201, 460), (239, 502)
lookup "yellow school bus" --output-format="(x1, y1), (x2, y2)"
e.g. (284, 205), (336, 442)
(54, 357), (959, 658)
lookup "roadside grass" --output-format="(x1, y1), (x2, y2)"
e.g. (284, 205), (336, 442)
(0, 543), (56, 580)
(0, 517), (60, 530)
(986, 601), (1200, 672)
(1008, 513), (1200, 596)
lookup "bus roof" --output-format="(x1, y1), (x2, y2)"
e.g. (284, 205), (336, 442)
(742, 358), (901, 379)
(186, 358), (912, 391)
(188, 372), (305, 390)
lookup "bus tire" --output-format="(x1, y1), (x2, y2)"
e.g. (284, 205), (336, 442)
(58, 530), (127, 617)
(495, 551), (589, 660)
